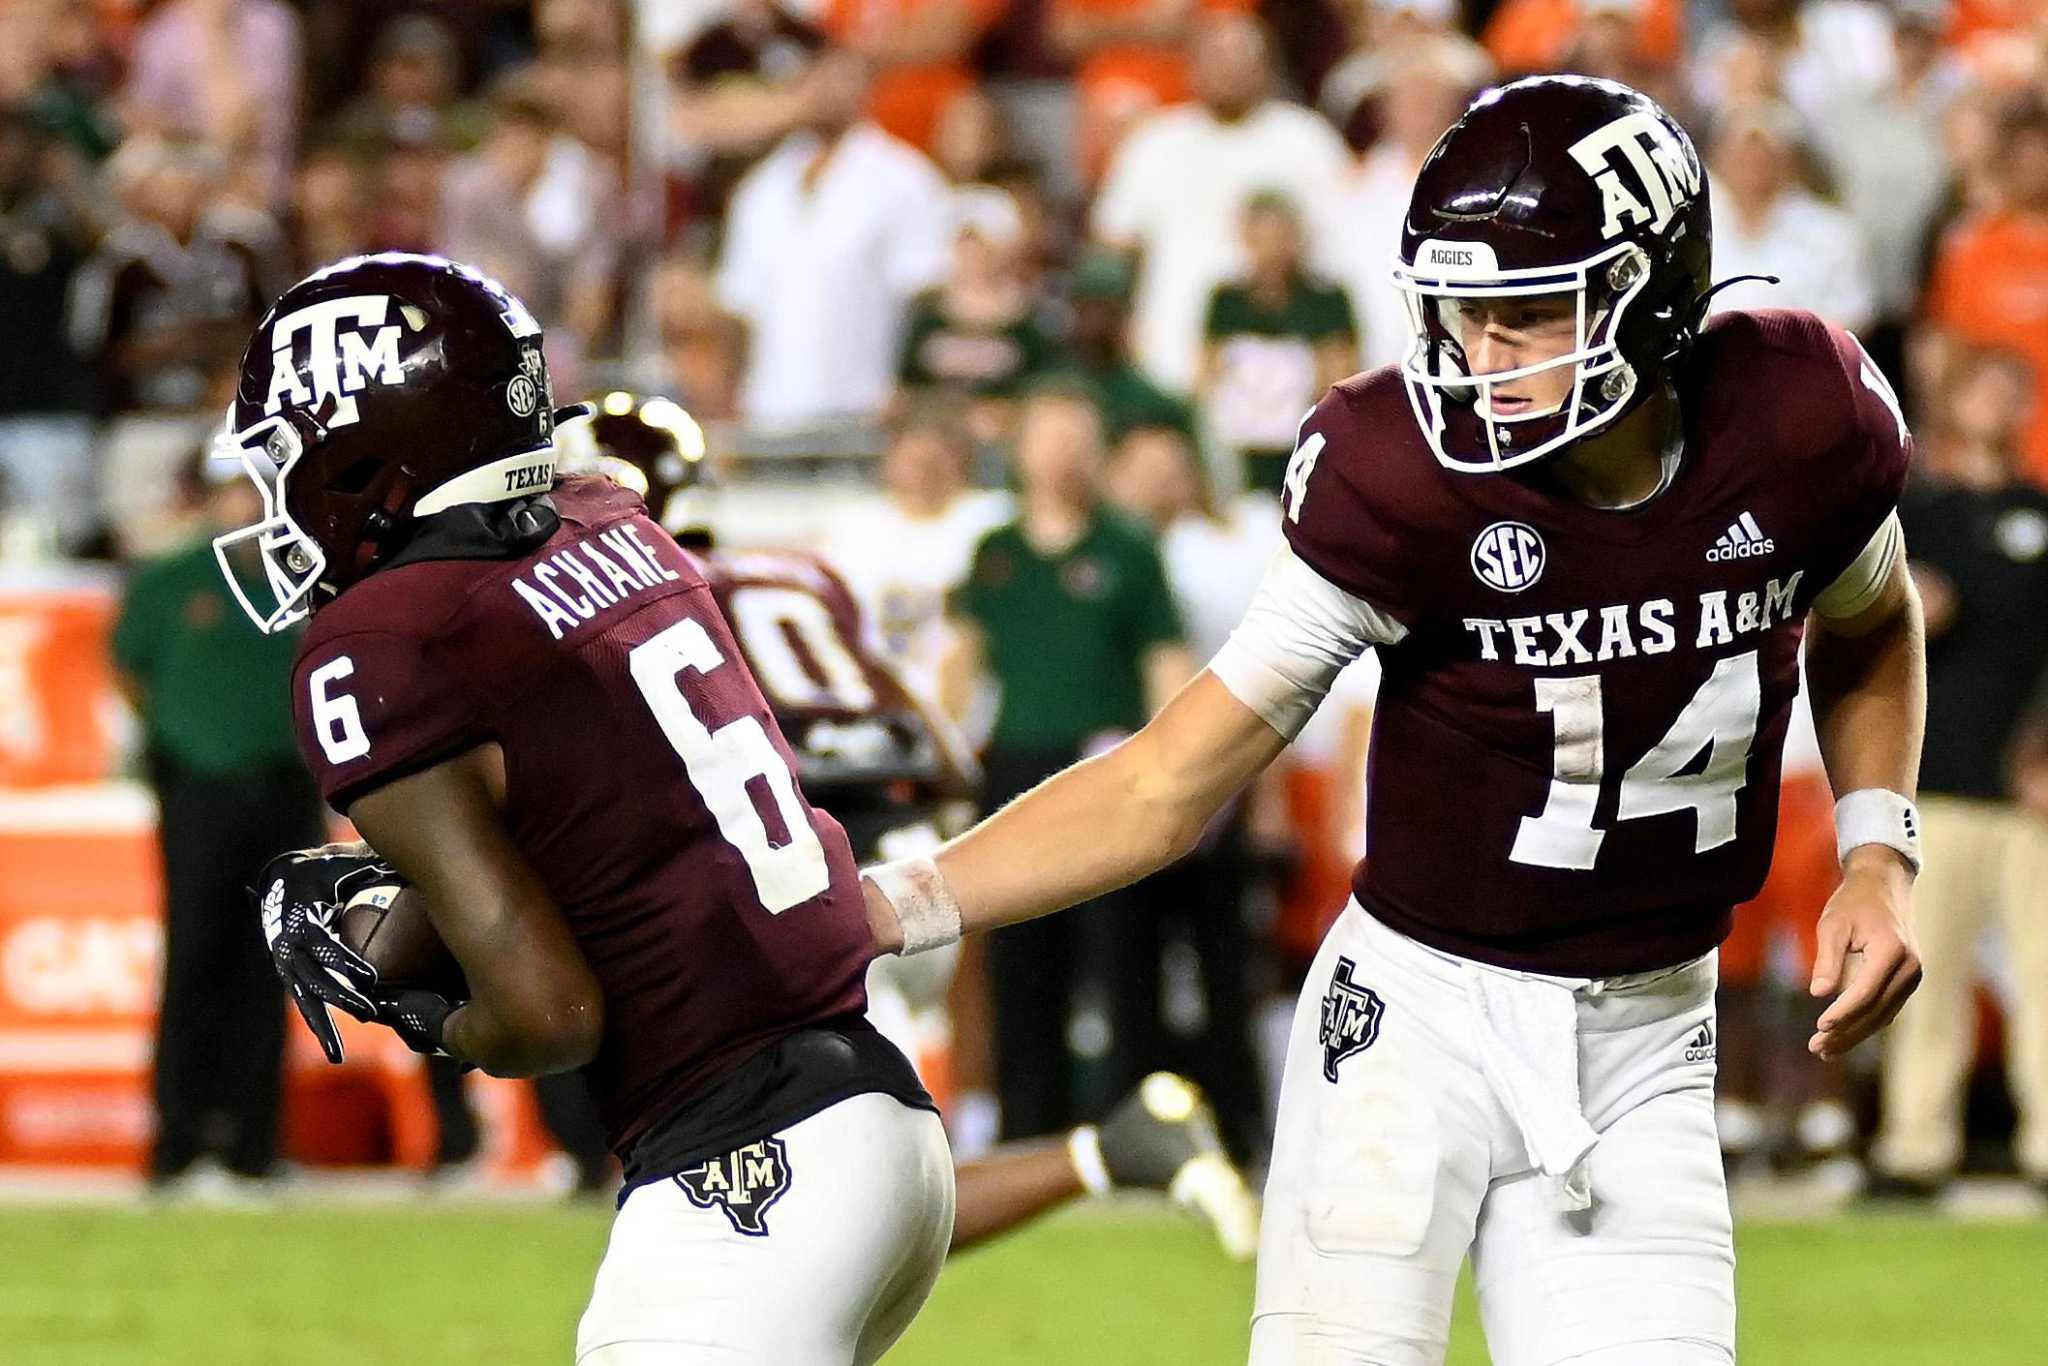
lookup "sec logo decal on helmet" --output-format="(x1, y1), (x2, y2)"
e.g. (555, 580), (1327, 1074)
(211, 253), (583, 632)
(1392, 77), (1712, 475)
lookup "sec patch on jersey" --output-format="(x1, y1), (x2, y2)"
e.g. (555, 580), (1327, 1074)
(1470, 522), (1546, 592)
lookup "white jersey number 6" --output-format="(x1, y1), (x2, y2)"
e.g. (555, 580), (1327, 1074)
(629, 617), (831, 913)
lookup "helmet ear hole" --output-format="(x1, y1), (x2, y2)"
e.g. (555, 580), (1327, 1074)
(328, 456), (385, 496)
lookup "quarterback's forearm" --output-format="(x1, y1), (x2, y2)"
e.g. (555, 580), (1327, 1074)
(937, 738), (1199, 932)
(879, 672), (1287, 945)
(1806, 560), (1925, 810)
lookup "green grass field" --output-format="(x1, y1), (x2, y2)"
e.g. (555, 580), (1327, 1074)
(2, 1202), (2044, 1365)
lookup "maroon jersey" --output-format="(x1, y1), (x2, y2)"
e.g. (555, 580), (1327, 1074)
(1285, 310), (1911, 975)
(698, 547), (958, 801)
(289, 478), (875, 1150)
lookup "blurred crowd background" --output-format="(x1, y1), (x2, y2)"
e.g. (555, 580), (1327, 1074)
(2, 0), (2047, 1207)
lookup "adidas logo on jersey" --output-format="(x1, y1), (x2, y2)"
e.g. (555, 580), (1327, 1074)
(1706, 513), (1774, 562)
(1683, 1020), (1717, 1064)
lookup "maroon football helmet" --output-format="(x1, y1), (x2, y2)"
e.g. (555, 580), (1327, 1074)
(213, 254), (572, 631)
(556, 391), (716, 544)
(1392, 76), (1712, 473)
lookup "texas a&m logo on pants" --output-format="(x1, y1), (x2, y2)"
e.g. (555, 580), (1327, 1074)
(1319, 957), (1386, 1083)
(676, 1136), (793, 1236)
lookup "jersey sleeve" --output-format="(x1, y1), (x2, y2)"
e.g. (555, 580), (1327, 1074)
(1209, 549), (1407, 739)
(1279, 386), (1421, 625)
(290, 628), (482, 812)
(1090, 121), (1165, 248)
(1814, 323), (1915, 593)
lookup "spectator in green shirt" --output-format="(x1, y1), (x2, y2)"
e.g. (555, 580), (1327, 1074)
(1198, 191), (1358, 497)
(947, 380), (1193, 1140)
(112, 454), (325, 1195)
(1054, 250), (1197, 445)
(897, 186), (1056, 445)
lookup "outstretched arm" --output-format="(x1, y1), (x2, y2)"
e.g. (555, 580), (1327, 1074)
(1804, 520), (1926, 1059)
(895, 672), (1286, 948)
(865, 547), (1400, 954)
(349, 744), (604, 1077)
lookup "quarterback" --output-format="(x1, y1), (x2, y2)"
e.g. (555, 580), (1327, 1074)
(860, 77), (1925, 1363)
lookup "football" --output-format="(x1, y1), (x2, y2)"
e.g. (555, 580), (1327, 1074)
(339, 883), (468, 1001)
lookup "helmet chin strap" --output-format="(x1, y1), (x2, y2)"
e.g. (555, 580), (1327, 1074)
(348, 474), (419, 581)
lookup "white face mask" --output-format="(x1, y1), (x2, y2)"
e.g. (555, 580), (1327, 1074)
(211, 415), (326, 634)
(210, 410), (562, 634)
(1391, 239), (1653, 474)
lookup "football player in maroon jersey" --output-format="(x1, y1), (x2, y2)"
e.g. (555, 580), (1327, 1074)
(562, 392), (1259, 1258)
(218, 254), (953, 1364)
(859, 77), (1926, 1363)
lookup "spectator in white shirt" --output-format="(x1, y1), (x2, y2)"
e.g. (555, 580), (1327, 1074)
(123, 0), (302, 208)
(1705, 101), (1876, 334)
(1106, 422), (1282, 665)
(1336, 35), (1485, 372)
(1692, 0), (1898, 126)
(820, 400), (1012, 704)
(717, 52), (953, 427)
(1809, 0), (1967, 380)
(437, 74), (622, 396)
(1090, 12), (1351, 396)
(1318, 0), (1492, 154)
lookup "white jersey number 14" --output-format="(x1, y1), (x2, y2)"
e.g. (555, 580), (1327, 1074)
(1511, 650), (1761, 870)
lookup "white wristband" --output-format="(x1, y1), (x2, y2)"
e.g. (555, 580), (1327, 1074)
(1067, 1124), (1112, 1197)
(862, 856), (964, 956)
(1834, 788), (1922, 875)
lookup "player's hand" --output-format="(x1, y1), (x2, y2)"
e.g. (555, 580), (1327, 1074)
(253, 844), (402, 1064)
(1808, 848), (1921, 1060)
(368, 986), (461, 1059)
(1084, 1073), (1260, 1260)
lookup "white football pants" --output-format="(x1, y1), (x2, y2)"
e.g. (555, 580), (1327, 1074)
(1252, 902), (1734, 1366)
(576, 1092), (955, 1365)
